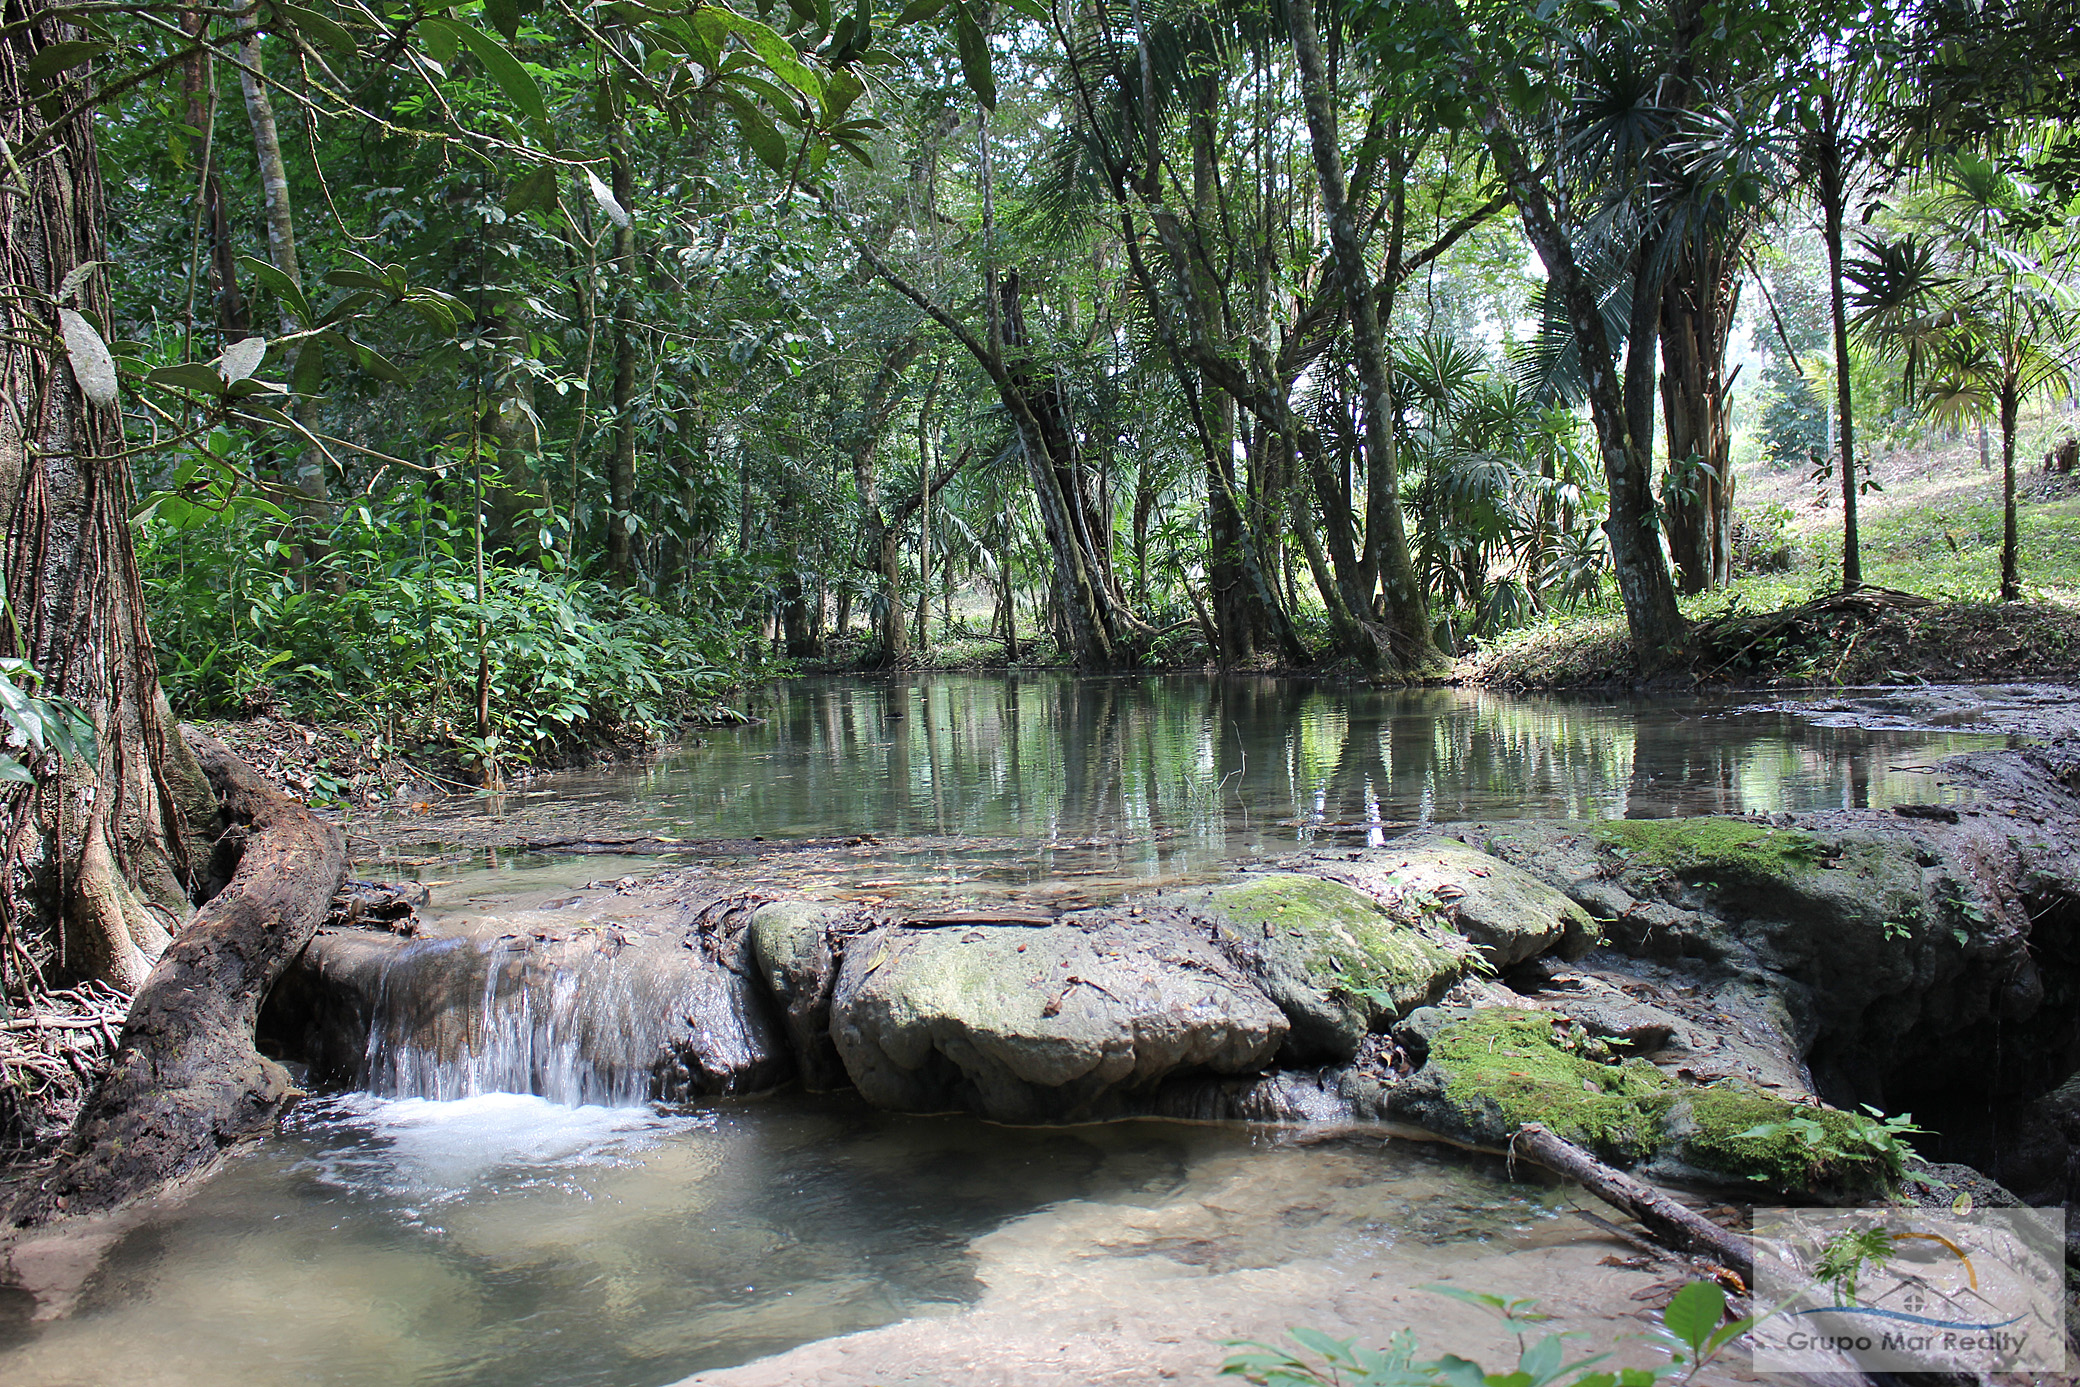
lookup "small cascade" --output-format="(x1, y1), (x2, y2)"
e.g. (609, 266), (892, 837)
(351, 923), (790, 1106)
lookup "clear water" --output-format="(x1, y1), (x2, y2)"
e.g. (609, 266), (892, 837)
(356, 674), (2002, 903)
(0, 1094), (1574, 1387)
(0, 675), (2005, 1385)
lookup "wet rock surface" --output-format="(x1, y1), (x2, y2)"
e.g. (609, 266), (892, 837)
(1171, 873), (1477, 1062)
(829, 918), (1287, 1122)
(264, 890), (792, 1104)
(255, 743), (2080, 1208)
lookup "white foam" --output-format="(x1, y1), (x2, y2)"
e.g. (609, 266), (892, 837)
(291, 1091), (702, 1204)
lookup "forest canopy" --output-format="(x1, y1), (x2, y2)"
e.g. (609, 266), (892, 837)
(14, 0), (2080, 775)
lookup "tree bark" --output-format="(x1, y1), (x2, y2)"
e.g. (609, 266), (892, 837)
(7, 733), (346, 1224)
(1512, 1124), (1754, 1274)
(2001, 374), (2019, 602)
(0, 13), (215, 1004)
(1817, 97), (1861, 592)
(1285, 0), (1436, 674)
(1659, 240), (1741, 593)
(1474, 111), (1688, 666)
(606, 123), (640, 585)
(234, 11), (329, 574)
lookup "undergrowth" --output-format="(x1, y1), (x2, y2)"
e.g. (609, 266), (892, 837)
(139, 470), (768, 773)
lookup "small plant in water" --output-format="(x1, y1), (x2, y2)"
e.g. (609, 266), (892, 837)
(1221, 1280), (1751, 1387)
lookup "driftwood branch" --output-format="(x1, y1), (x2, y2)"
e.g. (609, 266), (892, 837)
(1511, 1123), (1754, 1275)
(6, 733), (346, 1224)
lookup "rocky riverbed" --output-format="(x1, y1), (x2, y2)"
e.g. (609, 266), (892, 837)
(263, 732), (2080, 1216)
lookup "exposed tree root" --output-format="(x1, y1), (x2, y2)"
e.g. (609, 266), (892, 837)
(4, 733), (345, 1225)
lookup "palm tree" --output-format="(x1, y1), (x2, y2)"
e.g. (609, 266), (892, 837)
(1849, 157), (2079, 600)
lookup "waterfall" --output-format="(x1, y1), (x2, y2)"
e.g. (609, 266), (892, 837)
(353, 924), (789, 1106)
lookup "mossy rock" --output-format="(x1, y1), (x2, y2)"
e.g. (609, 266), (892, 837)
(1594, 820), (1837, 898)
(1388, 1008), (1897, 1198)
(828, 920), (1287, 1122)
(1327, 837), (1601, 966)
(1189, 873), (1478, 1061)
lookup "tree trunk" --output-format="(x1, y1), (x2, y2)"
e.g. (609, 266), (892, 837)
(0, 12), (346, 1219)
(0, 16), (212, 1004)
(7, 734), (345, 1224)
(1658, 240), (1740, 594)
(235, 12), (329, 577)
(1285, 0), (1435, 674)
(606, 125), (640, 586)
(1818, 110), (1861, 592)
(1475, 113), (1688, 666)
(2001, 375), (2020, 602)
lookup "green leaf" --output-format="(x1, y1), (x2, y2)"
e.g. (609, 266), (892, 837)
(718, 89), (789, 171)
(504, 163), (559, 214)
(482, 0), (522, 40)
(420, 16), (458, 66)
(349, 339), (408, 384)
(725, 13), (823, 100)
(1662, 1282), (1726, 1355)
(145, 361), (226, 395)
(997, 0), (1048, 21)
(238, 254), (314, 324)
(951, 3), (994, 109)
(894, 0), (948, 22)
(293, 339), (326, 396)
(820, 66), (865, 119)
(276, 3), (358, 57)
(423, 17), (552, 146)
(27, 40), (108, 86)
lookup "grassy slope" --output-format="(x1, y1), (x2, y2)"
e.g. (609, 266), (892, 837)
(1468, 401), (2080, 687)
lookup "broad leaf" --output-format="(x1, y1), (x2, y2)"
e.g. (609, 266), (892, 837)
(423, 17), (552, 146)
(27, 40), (108, 86)
(1662, 1281), (1726, 1355)
(952, 3), (994, 109)
(483, 0), (522, 40)
(585, 168), (632, 227)
(59, 307), (118, 406)
(239, 254), (314, 324)
(726, 13), (823, 100)
(506, 164), (559, 214)
(145, 361), (229, 394)
(217, 335), (268, 383)
(277, 3), (358, 57)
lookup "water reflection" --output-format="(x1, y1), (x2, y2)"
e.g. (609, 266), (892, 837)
(479, 676), (1992, 883)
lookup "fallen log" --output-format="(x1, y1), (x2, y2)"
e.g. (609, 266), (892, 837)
(5, 733), (346, 1224)
(1511, 1123), (1755, 1276)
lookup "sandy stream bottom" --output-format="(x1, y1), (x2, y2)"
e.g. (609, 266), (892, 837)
(673, 1136), (1756, 1387)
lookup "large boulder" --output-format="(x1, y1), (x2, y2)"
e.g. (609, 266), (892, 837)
(828, 919), (1286, 1122)
(1310, 836), (1600, 966)
(1180, 873), (1478, 1061)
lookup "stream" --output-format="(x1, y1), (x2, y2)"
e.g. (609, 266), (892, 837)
(0, 676), (2009, 1386)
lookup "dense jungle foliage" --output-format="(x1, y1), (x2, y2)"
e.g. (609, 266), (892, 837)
(58, 0), (2080, 772)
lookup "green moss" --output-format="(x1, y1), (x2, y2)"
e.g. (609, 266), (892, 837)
(1595, 819), (1827, 885)
(1428, 1009), (1666, 1159)
(1206, 874), (1474, 1014)
(1424, 1008), (1895, 1195)
(1661, 1088), (1890, 1196)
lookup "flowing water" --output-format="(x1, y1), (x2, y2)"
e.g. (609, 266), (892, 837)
(0, 676), (2001, 1385)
